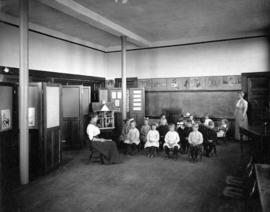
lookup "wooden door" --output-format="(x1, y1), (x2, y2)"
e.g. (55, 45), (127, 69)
(0, 83), (19, 209)
(81, 86), (91, 143)
(242, 72), (270, 125)
(28, 83), (43, 179)
(61, 85), (82, 149)
(129, 88), (145, 127)
(43, 84), (61, 173)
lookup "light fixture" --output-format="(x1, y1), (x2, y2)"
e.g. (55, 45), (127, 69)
(115, 0), (128, 4)
(3, 67), (9, 73)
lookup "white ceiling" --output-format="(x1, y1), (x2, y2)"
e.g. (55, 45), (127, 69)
(0, 0), (270, 52)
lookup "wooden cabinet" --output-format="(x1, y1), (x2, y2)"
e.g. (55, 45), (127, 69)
(242, 72), (270, 125)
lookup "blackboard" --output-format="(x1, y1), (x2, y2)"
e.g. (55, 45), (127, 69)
(145, 91), (239, 118)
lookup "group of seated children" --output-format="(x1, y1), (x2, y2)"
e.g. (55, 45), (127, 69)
(119, 113), (229, 162)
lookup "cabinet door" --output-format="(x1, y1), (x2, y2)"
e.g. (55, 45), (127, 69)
(247, 76), (270, 124)
(43, 84), (61, 173)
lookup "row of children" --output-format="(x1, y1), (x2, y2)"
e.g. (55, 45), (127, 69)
(119, 113), (229, 162)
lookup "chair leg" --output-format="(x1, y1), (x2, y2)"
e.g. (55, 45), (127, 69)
(89, 151), (93, 160)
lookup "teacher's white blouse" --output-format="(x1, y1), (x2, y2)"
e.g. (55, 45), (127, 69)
(86, 124), (100, 140)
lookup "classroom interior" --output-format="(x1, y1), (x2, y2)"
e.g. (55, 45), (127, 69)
(0, 0), (270, 211)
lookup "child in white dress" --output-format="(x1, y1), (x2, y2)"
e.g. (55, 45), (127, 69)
(124, 120), (140, 155)
(163, 124), (180, 159)
(145, 123), (160, 157)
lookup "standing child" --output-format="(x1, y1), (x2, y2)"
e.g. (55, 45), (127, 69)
(145, 123), (160, 157)
(140, 117), (151, 149)
(124, 120), (140, 155)
(163, 123), (180, 159)
(205, 121), (217, 157)
(188, 122), (203, 162)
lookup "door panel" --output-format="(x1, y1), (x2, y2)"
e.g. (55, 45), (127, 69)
(0, 83), (19, 210)
(62, 86), (82, 148)
(29, 83), (43, 179)
(43, 84), (61, 173)
(81, 87), (91, 143)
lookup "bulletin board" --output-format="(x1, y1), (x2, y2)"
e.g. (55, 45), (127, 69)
(99, 89), (108, 103)
(46, 86), (60, 128)
(108, 89), (129, 112)
(0, 85), (13, 132)
(129, 88), (145, 126)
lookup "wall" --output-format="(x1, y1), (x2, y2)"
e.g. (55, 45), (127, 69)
(106, 37), (269, 79)
(0, 22), (106, 77)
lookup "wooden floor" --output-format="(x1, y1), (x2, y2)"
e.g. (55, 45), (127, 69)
(8, 142), (260, 212)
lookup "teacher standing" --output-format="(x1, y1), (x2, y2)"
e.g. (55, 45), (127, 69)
(234, 91), (248, 140)
(87, 112), (121, 164)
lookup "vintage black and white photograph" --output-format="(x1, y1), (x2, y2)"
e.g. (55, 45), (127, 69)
(0, 0), (270, 211)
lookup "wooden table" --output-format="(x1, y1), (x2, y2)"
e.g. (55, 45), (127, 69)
(239, 125), (270, 163)
(255, 164), (270, 212)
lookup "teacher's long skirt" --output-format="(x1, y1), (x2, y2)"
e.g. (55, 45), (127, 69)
(92, 140), (121, 164)
(235, 109), (248, 140)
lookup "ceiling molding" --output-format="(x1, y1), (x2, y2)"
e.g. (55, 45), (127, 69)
(0, 12), (107, 52)
(106, 35), (268, 53)
(37, 0), (152, 47)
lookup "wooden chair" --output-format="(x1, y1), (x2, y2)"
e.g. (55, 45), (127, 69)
(87, 138), (102, 163)
(223, 179), (257, 200)
(189, 145), (203, 162)
(225, 156), (254, 188)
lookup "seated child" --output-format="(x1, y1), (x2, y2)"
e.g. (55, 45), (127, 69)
(189, 114), (195, 124)
(144, 123), (160, 157)
(124, 120), (140, 155)
(119, 119), (130, 151)
(198, 117), (209, 152)
(204, 113), (213, 126)
(157, 117), (169, 151)
(163, 123), (180, 159)
(140, 117), (151, 148)
(217, 119), (228, 138)
(177, 120), (186, 153)
(183, 119), (193, 154)
(205, 121), (217, 157)
(188, 122), (203, 162)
